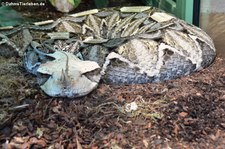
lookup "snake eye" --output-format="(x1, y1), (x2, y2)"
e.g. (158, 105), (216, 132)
(54, 46), (60, 51)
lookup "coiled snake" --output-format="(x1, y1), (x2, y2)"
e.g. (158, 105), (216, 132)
(0, 6), (216, 98)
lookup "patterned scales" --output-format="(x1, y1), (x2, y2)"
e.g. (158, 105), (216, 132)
(0, 6), (216, 98)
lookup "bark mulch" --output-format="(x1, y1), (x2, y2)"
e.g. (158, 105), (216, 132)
(0, 56), (224, 148)
(0, 1), (224, 148)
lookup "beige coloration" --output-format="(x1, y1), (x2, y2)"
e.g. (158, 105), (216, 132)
(33, 20), (54, 26)
(47, 32), (70, 39)
(0, 26), (14, 30)
(61, 21), (77, 33)
(37, 51), (101, 98)
(163, 29), (203, 69)
(150, 12), (175, 22)
(69, 9), (99, 17)
(120, 6), (151, 13)
(116, 39), (160, 76)
(0, 6), (216, 98)
(51, 0), (75, 13)
(180, 21), (215, 51)
(83, 37), (108, 44)
(101, 52), (137, 75)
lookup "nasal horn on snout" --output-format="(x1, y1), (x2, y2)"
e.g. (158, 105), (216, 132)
(60, 51), (70, 88)
(60, 68), (70, 88)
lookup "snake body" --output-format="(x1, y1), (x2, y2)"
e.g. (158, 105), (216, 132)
(0, 7), (216, 97)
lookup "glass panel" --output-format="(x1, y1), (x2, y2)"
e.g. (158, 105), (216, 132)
(200, 0), (225, 57)
(159, 0), (177, 14)
(158, 0), (193, 24)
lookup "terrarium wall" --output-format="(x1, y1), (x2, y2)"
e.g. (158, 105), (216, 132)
(200, 0), (225, 57)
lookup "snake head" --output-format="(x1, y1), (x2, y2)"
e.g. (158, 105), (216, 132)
(25, 41), (101, 98)
(37, 50), (101, 98)
(24, 41), (101, 98)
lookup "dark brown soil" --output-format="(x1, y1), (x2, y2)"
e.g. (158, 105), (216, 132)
(0, 1), (225, 148)
(0, 56), (224, 148)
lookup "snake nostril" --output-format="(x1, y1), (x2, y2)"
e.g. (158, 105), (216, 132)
(164, 49), (174, 56)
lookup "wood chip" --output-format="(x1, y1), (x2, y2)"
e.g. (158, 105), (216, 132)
(179, 112), (188, 117)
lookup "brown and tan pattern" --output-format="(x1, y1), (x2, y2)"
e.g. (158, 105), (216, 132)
(0, 6), (216, 98)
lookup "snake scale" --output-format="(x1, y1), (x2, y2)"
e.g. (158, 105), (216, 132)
(0, 6), (216, 98)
